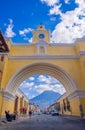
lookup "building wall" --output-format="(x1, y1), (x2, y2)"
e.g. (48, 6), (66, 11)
(0, 89), (29, 116)
(59, 93), (85, 117)
(70, 99), (81, 116)
(0, 94), (3, 116)
(1, 99), (14, 116)
(14, 90), (29, 116)
(79, 98), (85, 115)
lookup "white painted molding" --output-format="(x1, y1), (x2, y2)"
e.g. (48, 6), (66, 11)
(0, 89), (15, 101)
(35, 40), (49, 46)
(68, 90), (85, 101)
(17, 88), (29, 101)
(79, 51), (85, 55)
(58, 90), (85, 101)
(7, 49), (85, 59)
(6, 62), (77, 96)
(0, 52), (9, 55)
(8, 54), (80, 59)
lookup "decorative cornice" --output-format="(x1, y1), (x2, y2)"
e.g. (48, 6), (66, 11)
(0, 52), (9, 55)
(58, 90), (85, 101)
(11, 43), (32, 46)
(6, 50), (85, 60)
(35, 40), (49, 46)
(79, 51), (85, 55)
(0, 89), (15, 101)
(8, 54), (80, 59)
(68, 90), (85, 101)
(12, 43), (75, 46)
(49, 43), (76, 46)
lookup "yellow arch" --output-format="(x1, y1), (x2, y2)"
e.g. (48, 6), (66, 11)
(1, 25), (85, 117)
(6, 62), (77, 96)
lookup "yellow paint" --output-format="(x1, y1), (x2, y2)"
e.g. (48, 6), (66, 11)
(0, 25), (85, 117)
(79, 98), (85, 114)
(59, 98), (80, 116)
(0, 94), (3, 116)
(70, 99), (80, 116)
(1, 99), (14, 116)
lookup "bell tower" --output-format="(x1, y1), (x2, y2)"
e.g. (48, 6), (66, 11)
(32, 25), (50, 43)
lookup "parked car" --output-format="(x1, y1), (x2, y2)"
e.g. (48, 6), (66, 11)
(51, 109), (59, 116)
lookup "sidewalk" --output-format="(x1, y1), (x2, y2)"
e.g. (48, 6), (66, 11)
(0, 115), (30, 126)
(0, 116), (23, 125)
(61, 115), (85, 122)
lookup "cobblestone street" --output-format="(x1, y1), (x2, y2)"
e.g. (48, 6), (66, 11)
(0, 114), (85, 130)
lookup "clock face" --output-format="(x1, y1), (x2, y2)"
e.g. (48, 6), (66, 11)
(38, 33), (45, 39)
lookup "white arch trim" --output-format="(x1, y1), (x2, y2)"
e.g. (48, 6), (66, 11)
(6, 62), (78, 96)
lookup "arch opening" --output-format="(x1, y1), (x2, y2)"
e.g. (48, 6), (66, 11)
(19, 74), (66, 100)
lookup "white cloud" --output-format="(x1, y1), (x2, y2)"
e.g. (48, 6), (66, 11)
(38, 75), (60, 84)
(38, 75), (50, 83)
(23, 37), (29, 41)
(19, 28), (32, 37)
(24, 92), (35, 99)
(40, 0), (59, 6)
(20, 82), (34, 88)
(30, 95), (35, 99)
(5, 19), (16, 38)
(34, 83), (65, 94)
(25, 92), (29, 96)
(23, 37), (32, 43)
(19, 75), (66, 98)
(19, 28), (33, 43)
(50, 17), (56, 21)
(41, 0), (85, 43)
(49, 77), (60, 83)
(41, 0), (70, 6)
(28, 77), (35, 81)
(34, 84), (52, 93)
(49, 4), (62, 15)
(64, 0), (70, 4)
(38, 75), (50, 84)
(28, 37), (32, 43)
(51, 1), (85, 43)
(51, 84), (66, 94)
(35, 75), (65, 94)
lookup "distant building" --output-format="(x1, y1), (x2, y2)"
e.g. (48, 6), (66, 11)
(29, 102), (41, 113)
(14, 89), (29, 116)
(47, 102), (60, 113)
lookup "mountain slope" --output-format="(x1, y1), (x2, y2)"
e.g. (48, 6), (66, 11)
(30, 90), (61, 110)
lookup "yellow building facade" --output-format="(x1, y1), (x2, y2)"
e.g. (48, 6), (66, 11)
(0, 25), (85, 117)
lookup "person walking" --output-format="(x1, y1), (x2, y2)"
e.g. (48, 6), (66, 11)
(29, 108), (32, 119)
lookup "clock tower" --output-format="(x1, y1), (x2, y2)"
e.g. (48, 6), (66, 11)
(32, 25), (50, 43)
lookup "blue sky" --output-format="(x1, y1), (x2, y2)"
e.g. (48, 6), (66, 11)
(0, 0), (85, 43)
(19, 74), (66, 99)
(0, 0), (85, 99)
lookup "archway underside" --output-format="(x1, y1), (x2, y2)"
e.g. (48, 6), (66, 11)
(6, 63), (78, 96)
